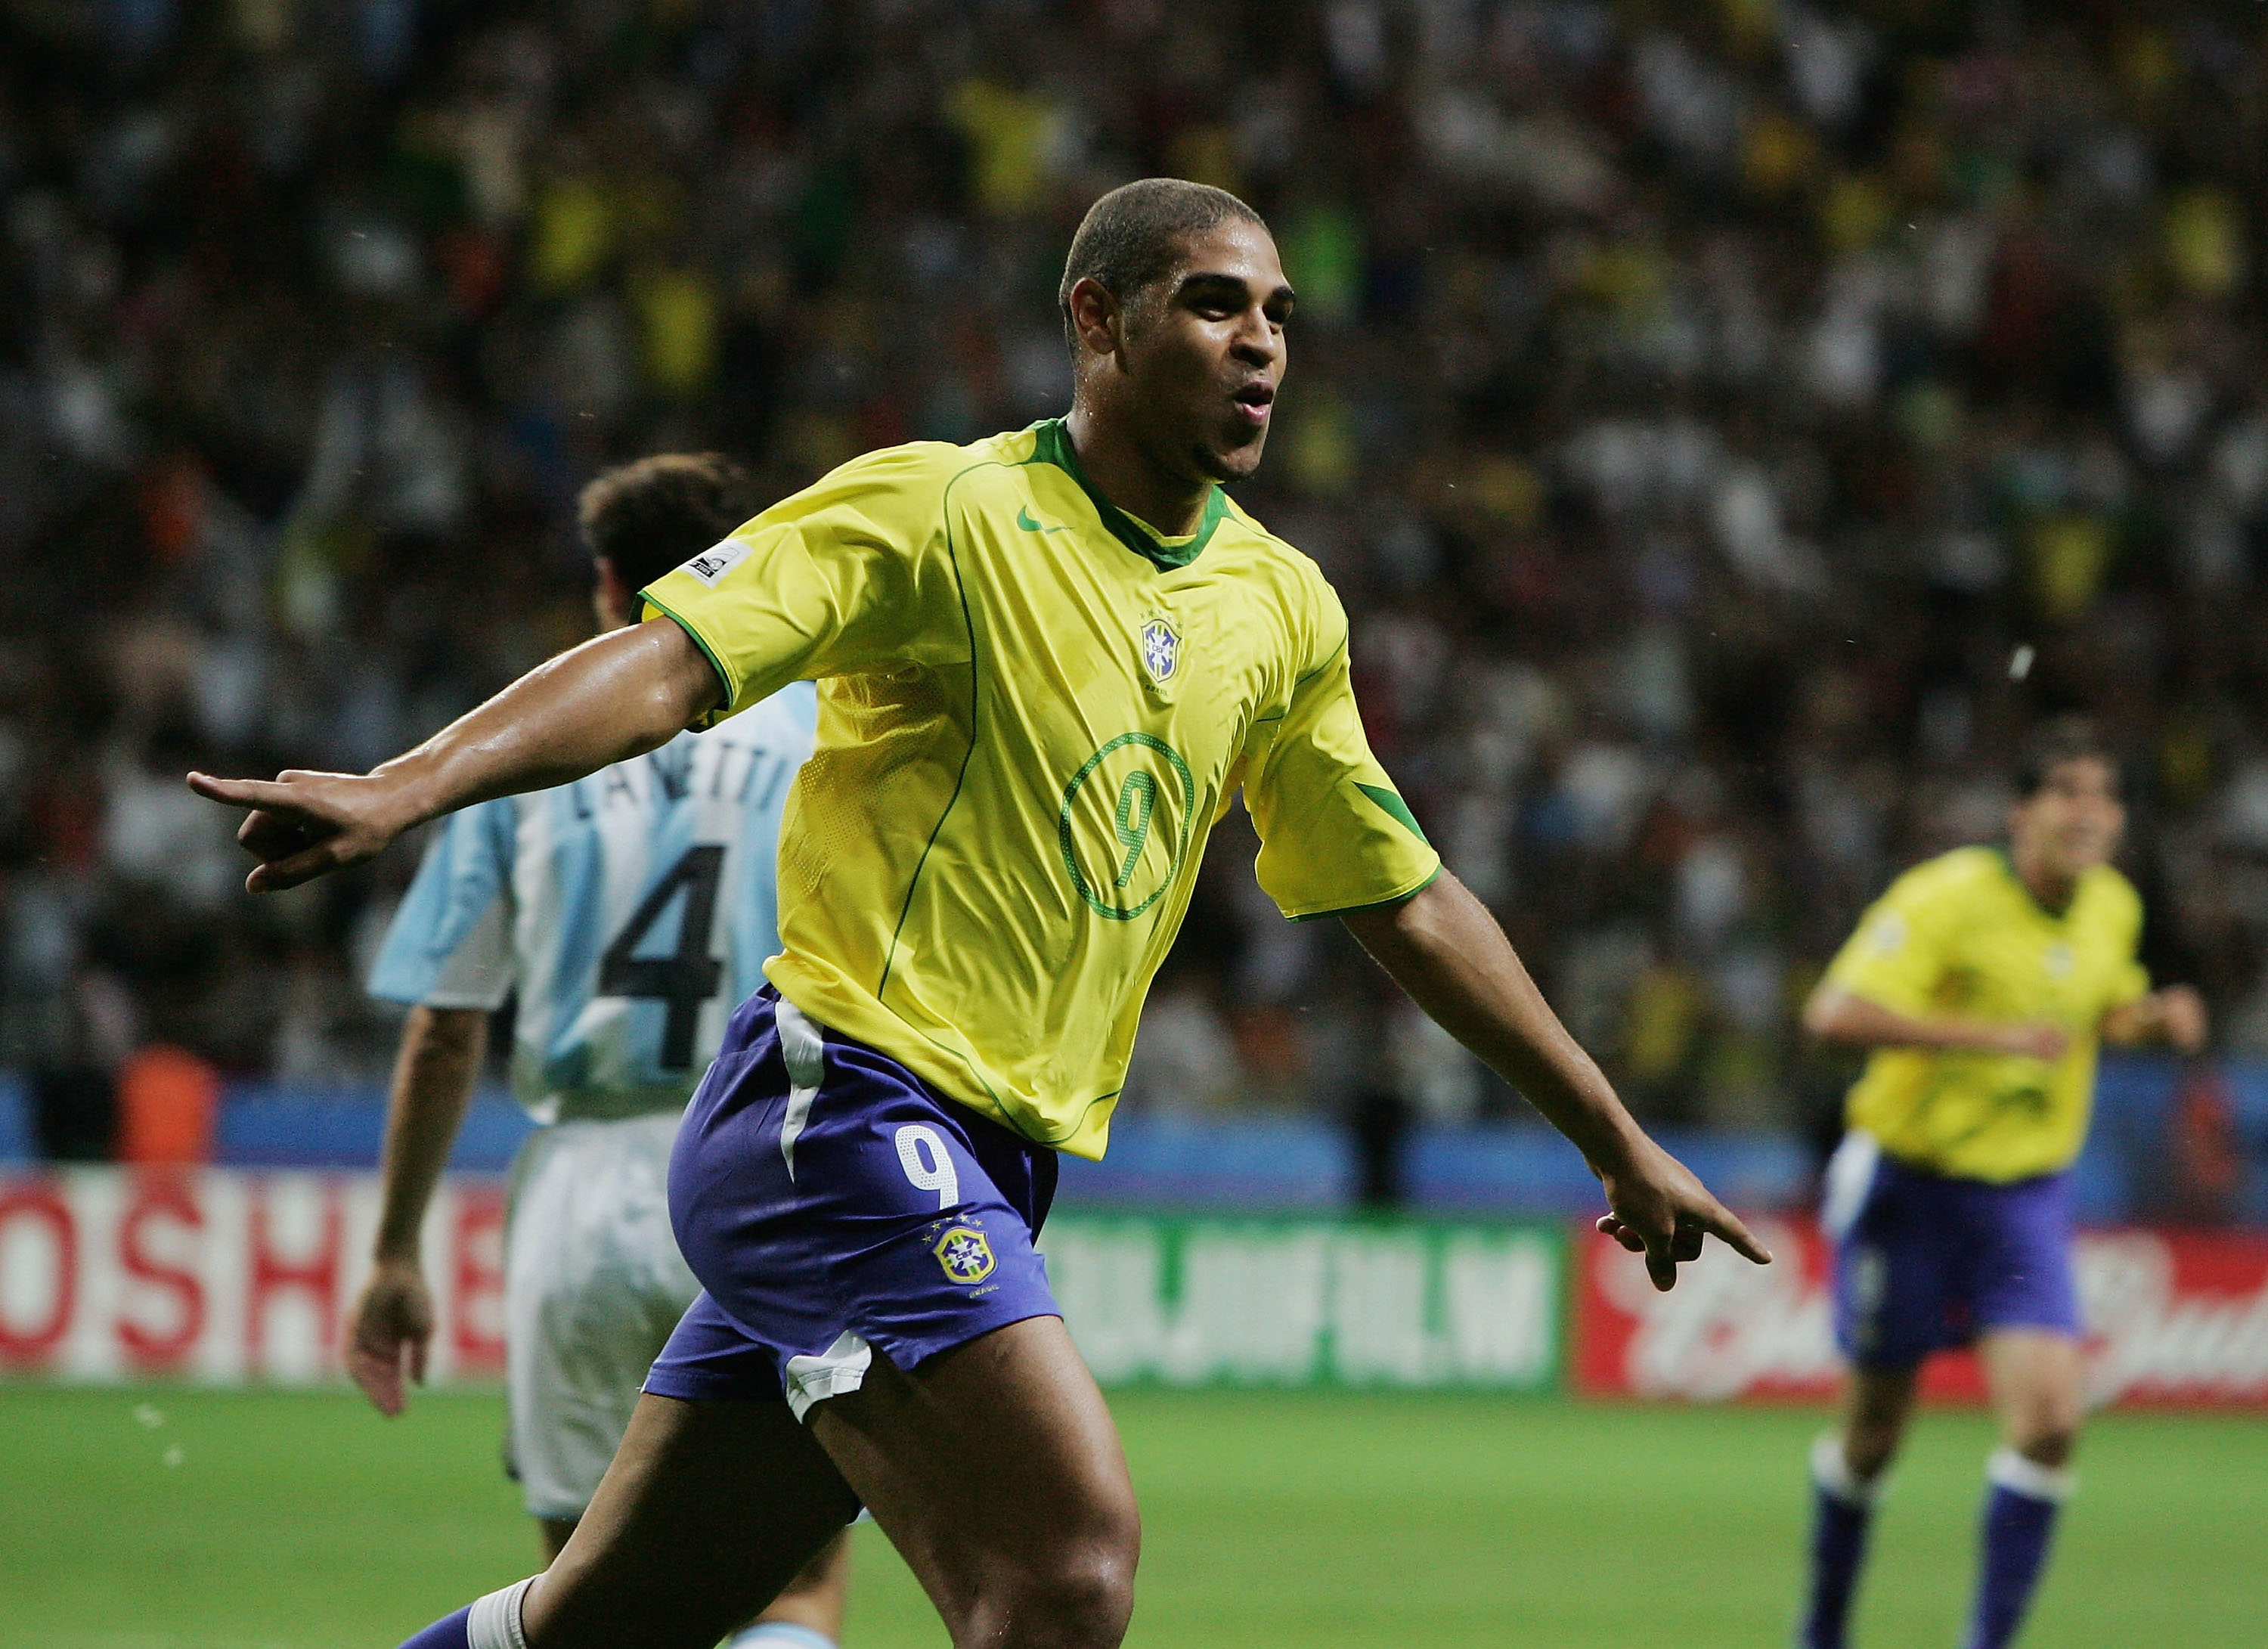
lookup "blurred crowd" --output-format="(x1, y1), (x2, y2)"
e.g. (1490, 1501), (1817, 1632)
(3, 1), (2266, 1197)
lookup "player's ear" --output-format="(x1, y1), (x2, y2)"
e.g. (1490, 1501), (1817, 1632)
(1067, 276), (1124, 362)
(593, 557), (631, 631)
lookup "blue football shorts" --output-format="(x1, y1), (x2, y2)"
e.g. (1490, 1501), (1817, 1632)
(1823, 1131), (2083, 1370)
(645, 987), (1061, 1418)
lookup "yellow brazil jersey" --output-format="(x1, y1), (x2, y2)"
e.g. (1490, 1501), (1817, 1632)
(639, 420), (1440, 1159)
(1823, 845), (2149, 1183)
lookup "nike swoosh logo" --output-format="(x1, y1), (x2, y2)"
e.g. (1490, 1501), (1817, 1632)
(1018, 507), (1068, 535)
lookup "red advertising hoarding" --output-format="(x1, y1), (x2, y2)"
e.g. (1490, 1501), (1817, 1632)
(0, 1169), (504, 1384)
(6, 1165), (2265, 1407)
(1573, 1217), (2268, 1408)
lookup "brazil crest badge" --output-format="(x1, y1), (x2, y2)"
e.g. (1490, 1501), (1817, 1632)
(1139, 617), (1179, 683)
(934, 1225), (997, 1285)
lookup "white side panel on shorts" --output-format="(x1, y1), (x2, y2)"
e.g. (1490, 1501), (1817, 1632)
(776, 999), (827, 1181)
(784, 1329), (873, 1421)
(1821, 1130), (1881, 1240)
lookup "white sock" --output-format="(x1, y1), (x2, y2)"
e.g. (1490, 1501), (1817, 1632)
(466, 1576), (536, 1649)
(725, 1625), (837, 1649)
(1811, 1432), (1888, 1508)
(1987, 1446), (2077, 1502)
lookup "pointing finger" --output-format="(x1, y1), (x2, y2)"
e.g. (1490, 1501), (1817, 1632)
(1703, 1202), (1774, 1266)
(187, 772), (295, 811)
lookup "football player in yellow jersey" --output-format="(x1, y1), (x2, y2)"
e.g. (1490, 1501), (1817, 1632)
(1793, 718), (2205, 1649)
(193, 179), (1766, 1649)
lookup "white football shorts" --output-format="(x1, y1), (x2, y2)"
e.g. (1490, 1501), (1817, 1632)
(503, 1110), (698, 1521)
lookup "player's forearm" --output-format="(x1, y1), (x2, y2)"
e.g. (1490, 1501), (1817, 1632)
(1802, 989), (2031, 1055)
(371, 1006), (488, 1262)
(2099, 1000), (2153, 1046)
(190, 625), (720, 894)
(1343, 873), (1647, 1170)
(370, 621), (720, 832)
(2101, 986), (2208, 1052)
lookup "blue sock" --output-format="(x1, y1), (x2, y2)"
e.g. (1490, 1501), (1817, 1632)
(396, 1607), (472, 1649)
(1964, 1449), (2073, 1649)
(1798, 1434), (1881, 1649)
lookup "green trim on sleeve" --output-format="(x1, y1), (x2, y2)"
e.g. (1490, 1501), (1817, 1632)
(1356, 782), (1431, 845)
(1288, 863), (1444, 923)
(638, 591), (736, 718)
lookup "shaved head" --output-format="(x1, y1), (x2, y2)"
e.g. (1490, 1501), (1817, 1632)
(1058, 178), (1269, 355)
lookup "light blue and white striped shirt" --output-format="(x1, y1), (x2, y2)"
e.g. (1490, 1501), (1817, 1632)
(368, 685), (816, 1122)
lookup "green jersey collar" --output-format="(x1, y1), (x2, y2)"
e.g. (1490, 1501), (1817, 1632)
(1026, 417), (1225, 571)
(1991, 845), (2077, 921)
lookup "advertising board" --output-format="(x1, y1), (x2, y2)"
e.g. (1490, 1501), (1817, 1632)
(0, 1170), (1564, 1393)
(0, 1169), (503, 1383)
(1572, 1218), (2268, 1408)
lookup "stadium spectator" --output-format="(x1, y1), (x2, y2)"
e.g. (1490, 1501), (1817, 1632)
(5, 3), (2268, 1182)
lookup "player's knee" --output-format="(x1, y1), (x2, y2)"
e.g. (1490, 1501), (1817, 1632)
(1841, 1418), (1904, 1482)
(2010, 1415), (2079, 1469)
(1040, 1524), (1139, 1646)
(1842, 1437), (1897, 1483)
(2003, 1380), (2082, 1468)
(970, 1522), (1139, 1649)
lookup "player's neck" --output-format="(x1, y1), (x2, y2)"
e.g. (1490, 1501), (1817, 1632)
(2009, 844), (2077, 915)
(1061, 407), (1211, 538)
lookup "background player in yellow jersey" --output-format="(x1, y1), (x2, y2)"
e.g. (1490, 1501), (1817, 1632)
(1795, 718), (2206, 1649)
(191, 179), (1768, 1649)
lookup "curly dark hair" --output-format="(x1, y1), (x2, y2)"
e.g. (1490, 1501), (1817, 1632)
(576, 452), (761, 594)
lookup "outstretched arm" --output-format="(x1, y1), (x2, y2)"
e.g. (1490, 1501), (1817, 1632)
(2101, 984), (2208, 1052)
(1342, 871), (1770, 1291)
(1802, 986), (2071, 1062)
(346, 1005), (488, 1417)
(190, 619), (719, 891)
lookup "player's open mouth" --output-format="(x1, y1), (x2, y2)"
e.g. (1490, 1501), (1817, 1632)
(1231, 383), (1275, 424)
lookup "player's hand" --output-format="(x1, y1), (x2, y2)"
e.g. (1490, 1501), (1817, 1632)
(186, 769), (412, 892)
(2153, 986), (2209, 1055)
(1990, 1021), (2071, 1063)
(346, 1257), (435, 1418)
(1593, 1132), (1772, 1292)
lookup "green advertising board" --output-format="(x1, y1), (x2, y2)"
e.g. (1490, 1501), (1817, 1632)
(1041, 1214), (1565, 1391)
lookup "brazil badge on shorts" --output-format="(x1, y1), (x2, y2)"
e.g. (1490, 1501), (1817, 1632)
(933, 1221), (997, 1287)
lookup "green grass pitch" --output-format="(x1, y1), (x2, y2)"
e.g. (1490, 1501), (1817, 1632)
(1, 1386), (2259, 1647)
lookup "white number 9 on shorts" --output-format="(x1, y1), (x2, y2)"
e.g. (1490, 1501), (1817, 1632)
(894, 1124), (962, 1210)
